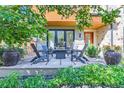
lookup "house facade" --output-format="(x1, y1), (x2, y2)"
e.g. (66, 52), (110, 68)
(45, 10), (108, 49)
(29, 5), (124, 52)
(44, 6), (124, 51)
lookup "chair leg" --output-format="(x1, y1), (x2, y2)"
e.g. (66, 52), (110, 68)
(45, 61), (49, 65)
(45, 55), (50, 65)
(30, 56), (37, 62)
(31, 60), (38, 65)
(83, 56), (89, 61)
(31, 57), (46, 65)
(78, 57), (86, 64)
(72, 61), (76, 65)
(45, 58), (49, 65)
(60, 59), (62, 65)
(31, 58), (42, 65)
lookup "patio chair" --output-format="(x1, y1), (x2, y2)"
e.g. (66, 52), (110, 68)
(30, 43), (49, 65)
(71, 41), (89, 64)
(42, 44), (54, 57)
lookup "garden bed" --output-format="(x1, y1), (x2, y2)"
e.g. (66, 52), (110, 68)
(0, 64), (124, 88)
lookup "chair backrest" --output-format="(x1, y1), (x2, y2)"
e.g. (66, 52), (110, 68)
(30, 43), (41, 58)
(79, 42), (88, 57)
(42, 45), (48, 52)
(49, 41), (54, 49)
(73, 40), (85, 50)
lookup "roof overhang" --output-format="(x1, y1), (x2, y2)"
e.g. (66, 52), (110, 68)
(45, 11), (105, 30)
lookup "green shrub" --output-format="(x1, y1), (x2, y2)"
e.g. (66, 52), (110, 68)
(23, 75), (47, 88)
(102, 45), (111, 52)
(103, 45), (122, 53)
(85, 44), (101, 58)
(0, 72), (20, 88)
(14, 47), (25, 58)
(1, 64), (124, 88)
(55, 67), (80, 87)
(49, 64), (124, 88)
(47, 78), (63, 88)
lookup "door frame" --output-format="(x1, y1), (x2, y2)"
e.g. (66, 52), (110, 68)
(84, 32), (94, 44)
(47, 29), (75, 48)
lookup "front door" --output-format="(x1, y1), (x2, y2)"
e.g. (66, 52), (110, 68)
(84, 32), (94, 44)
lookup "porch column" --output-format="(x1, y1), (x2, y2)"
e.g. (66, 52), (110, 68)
(110, 24), (113, 46)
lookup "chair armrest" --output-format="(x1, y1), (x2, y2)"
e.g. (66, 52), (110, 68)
(72, 49), (82, 52)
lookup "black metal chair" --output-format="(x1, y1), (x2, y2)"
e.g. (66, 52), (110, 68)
(30, 43), (49, 65)
(71, 42), (89, 64)
(42, 45), (53, 57)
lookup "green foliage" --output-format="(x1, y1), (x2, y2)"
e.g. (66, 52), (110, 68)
(23, 75), (47, 88)
(47, 78), (63, 88)
(76, 6), (92, 31)
(1, 64), (124, 87)
(49, 64), (124, 88)
(37, 5), (121, 31)
(0, 72), (20, 88)
(0, 6), (47, 48)
(102, 45), (111, 52)
(55, 5), (75, 19)
(44, 5), (92, 31)
(0, 5), (121, 47)
(103, 45), (122, 53)
(98, 6), (120, 25)
(85, 44), (101, 58)
(14, 47), (26, 58)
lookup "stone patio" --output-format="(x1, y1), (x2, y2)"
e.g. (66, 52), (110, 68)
(0, 55), (106, 77)
(1, 55), (106, 69)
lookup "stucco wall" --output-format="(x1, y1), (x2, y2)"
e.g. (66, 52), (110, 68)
(95, 26), (110, 47)
(96, 20), (124, 50)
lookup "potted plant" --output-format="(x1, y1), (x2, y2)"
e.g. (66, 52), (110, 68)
(1, 47), (26, 66)
(103, 45), (122, 65)
(98, 6), (121, 65)
(2, 48), (20, 66)
(104, 49), (121, 65)
(85, 44), (101, 58)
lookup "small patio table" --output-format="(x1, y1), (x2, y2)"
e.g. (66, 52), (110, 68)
(53, 49), (67, 65)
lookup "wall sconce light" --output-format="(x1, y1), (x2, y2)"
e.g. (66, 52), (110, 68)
(79, 33), (81, 38)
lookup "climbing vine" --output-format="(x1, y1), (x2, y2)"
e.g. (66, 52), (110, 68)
(0, 5), (47, 47)
(0, 5), (122, 48)
(98, 6), (121, 25)
(35, 5), (121, 30)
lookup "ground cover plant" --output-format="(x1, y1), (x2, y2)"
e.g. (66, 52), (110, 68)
(1, 64), (124, 88)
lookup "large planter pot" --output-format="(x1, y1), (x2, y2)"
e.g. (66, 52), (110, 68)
(2, 50), (20, 66)
(104, 50), (121, 65)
